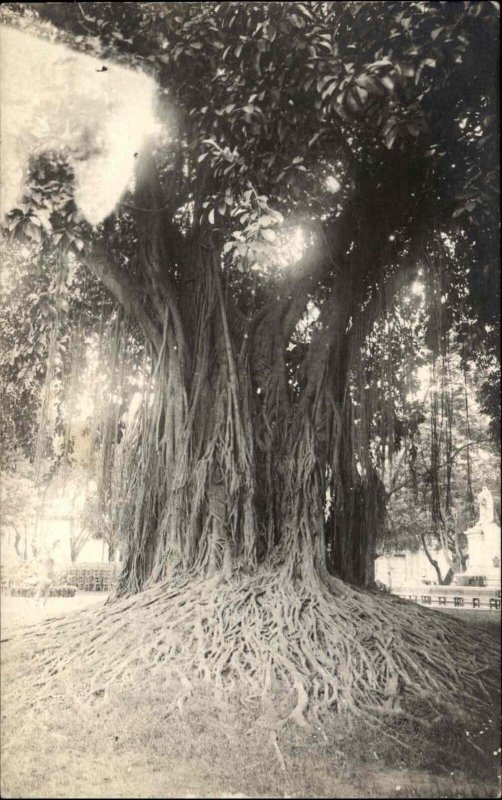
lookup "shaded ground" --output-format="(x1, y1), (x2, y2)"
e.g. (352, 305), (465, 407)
(433, 607), (501, 638)
(1, 594), (500, 799)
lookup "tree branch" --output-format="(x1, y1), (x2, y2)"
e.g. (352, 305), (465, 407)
(387, 437), (492, 497)
(81, 246), (162, 352)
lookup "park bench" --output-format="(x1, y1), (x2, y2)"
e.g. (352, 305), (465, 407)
(10, 584), (37, 597)
(61, 562), (120, 592)
(399, 589), (500, 611)
(50, 584), (77, 597)
(9, 579), (77, 598)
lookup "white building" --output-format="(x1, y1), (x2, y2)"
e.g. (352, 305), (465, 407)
(375, 548), (451, 590)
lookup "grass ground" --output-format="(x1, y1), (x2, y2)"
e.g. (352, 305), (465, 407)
(433, 606), (501, 637)
(1, 593), (500, 799)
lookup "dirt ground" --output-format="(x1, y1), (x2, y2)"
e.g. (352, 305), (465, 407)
(1, 593), (500, 799)
(1, 590), (106, 631)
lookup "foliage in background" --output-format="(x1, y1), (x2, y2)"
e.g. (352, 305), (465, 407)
(382, 352), (500, 582)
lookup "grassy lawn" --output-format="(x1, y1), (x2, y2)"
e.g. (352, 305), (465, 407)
(433, 606), (501, 638)
(1, 594), (500, 799)
(2, 682), (500, 799)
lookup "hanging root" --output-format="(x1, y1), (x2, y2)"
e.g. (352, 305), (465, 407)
(1, 569), (499, 733)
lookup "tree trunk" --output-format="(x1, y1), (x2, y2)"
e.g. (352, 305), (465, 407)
(327, 465), (385, 588)
(420, 531), (450, 585)
(115, 246), (382, 597)
(12, 526), (22, 560)
(69, 519), (79, 563)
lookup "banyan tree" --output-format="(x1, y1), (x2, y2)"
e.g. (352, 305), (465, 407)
(1, 2), (499, 729)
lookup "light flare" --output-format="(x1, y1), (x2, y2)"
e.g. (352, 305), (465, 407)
(0, 25), (159, 225)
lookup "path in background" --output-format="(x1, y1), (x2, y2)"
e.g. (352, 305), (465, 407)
(1, 591), (106, 633)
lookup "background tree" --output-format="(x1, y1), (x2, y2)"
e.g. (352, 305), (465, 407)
(383, 353), (500, 584)
(0, 467), (40, 561)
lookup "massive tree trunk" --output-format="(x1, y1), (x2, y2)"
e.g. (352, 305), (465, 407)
(79, 144), (429, 600)
(113, 236), (383, 597)
(109, 162), (393, 596)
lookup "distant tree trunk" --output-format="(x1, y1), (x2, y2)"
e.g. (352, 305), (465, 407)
(420, 531), (454, 585)
(12, 526), (22, 559)
(108, 540), (116, 563)
(69, 518), (86, 563)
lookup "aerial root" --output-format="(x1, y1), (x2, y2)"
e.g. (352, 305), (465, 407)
(2, 568), (499, 731)
(269, 730), (287, 773)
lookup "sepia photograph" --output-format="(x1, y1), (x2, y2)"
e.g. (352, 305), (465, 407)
(0, 2), (500, 798)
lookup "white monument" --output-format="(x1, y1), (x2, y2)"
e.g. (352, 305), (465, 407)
(463, 486), (501, 587)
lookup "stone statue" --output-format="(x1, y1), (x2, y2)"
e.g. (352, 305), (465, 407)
(463, 485), (501, 584)
(466, 485), (495, 535)
(477, 485), (494, 527)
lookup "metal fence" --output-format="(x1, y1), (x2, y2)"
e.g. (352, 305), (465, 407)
(397, 592), (501, 610)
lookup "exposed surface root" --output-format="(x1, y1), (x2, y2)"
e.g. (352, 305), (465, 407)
(2, 570), (499, 730)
